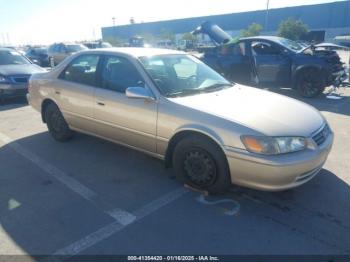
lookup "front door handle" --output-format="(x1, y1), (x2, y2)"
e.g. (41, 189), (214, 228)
(97, 101), (105, 106)
(55, 91), (60, 95)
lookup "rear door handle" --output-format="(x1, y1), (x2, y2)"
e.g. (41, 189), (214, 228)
(97, 101), (105, 106)
(55, 91), (60, 95)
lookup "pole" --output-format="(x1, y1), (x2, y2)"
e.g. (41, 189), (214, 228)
(265, 0), (270, 32)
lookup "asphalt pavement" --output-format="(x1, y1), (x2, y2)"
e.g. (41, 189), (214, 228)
(0, 87), (350, 260)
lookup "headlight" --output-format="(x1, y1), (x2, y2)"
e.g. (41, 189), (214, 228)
(241, 135), (306, 155)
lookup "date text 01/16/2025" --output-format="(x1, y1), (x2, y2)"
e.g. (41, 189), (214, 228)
(127, 256), (219, 261)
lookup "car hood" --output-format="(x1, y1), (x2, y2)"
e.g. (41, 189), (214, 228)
(168, 85), (324, 137)
(0, 64), (46, 76)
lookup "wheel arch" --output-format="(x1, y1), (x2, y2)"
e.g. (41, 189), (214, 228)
(292, 65), (325, 87)
(164, 128), (225, 168)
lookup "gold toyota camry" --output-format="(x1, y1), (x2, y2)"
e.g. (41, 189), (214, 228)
(27, 48), (333, 193)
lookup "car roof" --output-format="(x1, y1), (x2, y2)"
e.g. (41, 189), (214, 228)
(80, 47), (186, 58)
(240, 36), (287, 43)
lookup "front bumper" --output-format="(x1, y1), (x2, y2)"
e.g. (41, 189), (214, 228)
(0, 84), (27, 98)
(224, 132), (333, 191)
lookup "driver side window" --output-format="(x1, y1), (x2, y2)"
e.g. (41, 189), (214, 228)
(252, 41), (282, 56)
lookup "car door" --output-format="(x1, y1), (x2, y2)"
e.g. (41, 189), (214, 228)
(54, 54), (101, 133)
(250, 40), (291, 85)
(217, 41), (252, 84)
(93, 55), (157, 153)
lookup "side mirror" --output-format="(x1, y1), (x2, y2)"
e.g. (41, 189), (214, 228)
(126, 86), (155, 101)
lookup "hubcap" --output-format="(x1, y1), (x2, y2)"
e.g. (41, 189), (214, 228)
(183, 149), (217, 187)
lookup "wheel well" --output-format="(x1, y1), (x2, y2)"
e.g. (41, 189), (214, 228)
(293, 66), (323, 87)
(41, 99), (56, 123)
(164, 130), (224, 168)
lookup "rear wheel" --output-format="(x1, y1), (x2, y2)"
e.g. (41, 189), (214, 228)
(296, 68), (326, 98)
(45, 103), (73, 142)
(173, 135), (231, 194)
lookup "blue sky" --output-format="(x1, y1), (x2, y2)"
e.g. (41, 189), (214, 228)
(0, 0), (346, 45)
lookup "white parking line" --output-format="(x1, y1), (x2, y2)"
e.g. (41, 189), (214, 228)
(0, 132), (97, 200)
(0, 132), (133, 225)
(44, 188), (188, 261)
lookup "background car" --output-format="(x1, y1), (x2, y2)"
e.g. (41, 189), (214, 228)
(0, 47), (46, 101)
(47, 43), (87, 66)
(83, 41), (112, 49)
(193, 21), (347, 98)
(25, 46), (50, 67)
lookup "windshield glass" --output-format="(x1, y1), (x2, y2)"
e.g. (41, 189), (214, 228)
(139, 54), (232, 97)
(278, 38), (304, 51)
(66, 44), (87, 52)
(0, 50), (30, 65)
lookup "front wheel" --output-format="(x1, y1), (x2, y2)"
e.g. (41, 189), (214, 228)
(173, 135), (231, 194)
(45, 103), (73, 142)
(295, 68), (326, 98)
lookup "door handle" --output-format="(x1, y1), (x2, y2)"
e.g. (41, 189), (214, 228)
(97, 101), (105, 106)
(55, 91), (60, 95)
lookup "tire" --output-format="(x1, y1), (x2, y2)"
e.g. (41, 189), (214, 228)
(45, 103), (73, 142)
(173, 135), (231, 194)
(295, 68), (326, 98)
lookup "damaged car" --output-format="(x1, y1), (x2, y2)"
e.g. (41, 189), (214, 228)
(193, 22), (347, 98)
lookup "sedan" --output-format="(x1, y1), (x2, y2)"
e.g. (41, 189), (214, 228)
(0, 48), (46, 101)
(27, 48), (333, 193)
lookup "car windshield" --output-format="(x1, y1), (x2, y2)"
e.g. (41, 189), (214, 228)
(66, 44), (87, 52)
(278, 38), (304, 51)
(139, 54), (233, 97)
(0, 50), (30, 65)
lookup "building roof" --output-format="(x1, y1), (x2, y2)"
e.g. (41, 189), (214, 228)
(102, 1), (350, 39)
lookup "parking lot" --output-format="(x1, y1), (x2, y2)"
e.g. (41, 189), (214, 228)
(0, 86), (350, 259)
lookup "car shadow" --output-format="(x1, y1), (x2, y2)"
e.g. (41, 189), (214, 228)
(0, 97), (28, 111)
(1, 131), (350, 255)
(266, 87), (350, 117)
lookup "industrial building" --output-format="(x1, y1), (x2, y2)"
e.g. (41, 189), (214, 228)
(101, 1), (350, 43)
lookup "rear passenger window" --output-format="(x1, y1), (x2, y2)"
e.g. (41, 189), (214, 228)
(100, 56), (144, 93)
(60, 55), (99, 86)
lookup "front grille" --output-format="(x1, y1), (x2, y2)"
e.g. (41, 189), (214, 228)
(10, 75), (30, 84)
(312, 124), (331, 146)
(12, 77), (29, 83)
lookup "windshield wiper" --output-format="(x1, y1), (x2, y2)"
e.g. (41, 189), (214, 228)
(200, 83), (233, 93)
(166, 88), (202, 97)
(166, 83), (233, 98)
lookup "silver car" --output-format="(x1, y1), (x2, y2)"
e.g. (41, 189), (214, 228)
(0, 48), (46, 101)
(27, 48), (333, 193)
